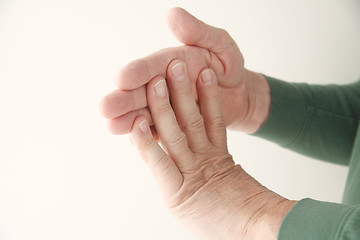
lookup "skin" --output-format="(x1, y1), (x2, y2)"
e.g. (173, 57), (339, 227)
(130, 62), (296, 239)
(100, 7), (296, 239)
(100, 7), (271, 135)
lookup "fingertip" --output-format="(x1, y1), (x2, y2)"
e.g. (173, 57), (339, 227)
(106, 119), (118, 135)
(107, 108), (152, 135)
(146, 76), (168, 100)
(167, 6), (185, 14)
(167, 59), (187, 84)
(166, 7), (199, 45)
(99, 95), (114, 119)
(107, 118), (128, 135)
(166, 7), (186, 26)
(200, 69), (217, 86)
(114, 66), (125, 89)
(131, 117), (150, 136)
(138, 119), (150, 134)
(99, 90), (131, 119)
(198, 69), (219, 98)
(130, 117), (153, 150)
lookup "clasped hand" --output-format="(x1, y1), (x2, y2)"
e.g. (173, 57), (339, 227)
(100, 7), (295, 240)
(130, 60), (290, 240)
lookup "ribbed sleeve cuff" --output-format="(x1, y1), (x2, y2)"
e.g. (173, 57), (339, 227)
(278, 198), (360, 240)
(252, 75), (311, 147)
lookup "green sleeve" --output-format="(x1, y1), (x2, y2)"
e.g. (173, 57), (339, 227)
(252, 76), (360, 165)
(278, 198), (360, 240)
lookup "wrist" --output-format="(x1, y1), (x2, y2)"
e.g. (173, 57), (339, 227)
(257, 197), (297, 240)
(248, 71), (271, 134)
(229, 70), (271, 134)
(245, 191), (297, 240)
(223, 167), (295, 240)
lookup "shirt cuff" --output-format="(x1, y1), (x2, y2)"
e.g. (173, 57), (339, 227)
(278, 198), (360, 240)
(251, 75), (311, 147)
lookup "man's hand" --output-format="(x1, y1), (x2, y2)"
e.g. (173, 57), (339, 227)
(100, 7), (271, 134)
(130, 61), (295, 240)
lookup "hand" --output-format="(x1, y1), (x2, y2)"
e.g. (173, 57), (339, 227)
(100, 7), (271, 135)
(130, 60), (295, 240)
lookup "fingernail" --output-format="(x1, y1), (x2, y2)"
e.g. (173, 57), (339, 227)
(138, 119), (149, 134)
(171, 63), (185, 80)
(154, 79), (167, 97)
(200, 70), (215, 85)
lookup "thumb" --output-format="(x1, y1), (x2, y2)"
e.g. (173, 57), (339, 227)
(166, 7), (244, 88)
(166, 7), (234, 53)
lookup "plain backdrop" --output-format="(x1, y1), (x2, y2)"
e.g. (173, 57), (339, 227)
(0, 0), (360, 239)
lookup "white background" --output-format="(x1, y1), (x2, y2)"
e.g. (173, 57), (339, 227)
(0, 0), (360, 239)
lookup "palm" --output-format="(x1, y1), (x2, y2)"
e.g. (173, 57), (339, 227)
(170, 164), (264, 240)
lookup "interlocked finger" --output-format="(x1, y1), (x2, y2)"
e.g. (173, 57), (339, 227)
(166, 60), (210, 151)
(130, 116), (183, 198)
(197, 69), (227, 150)
(147, 76), (195, 172)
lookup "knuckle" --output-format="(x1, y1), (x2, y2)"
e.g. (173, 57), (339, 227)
(156, 102), (171, 115)
(141, 139), (172, 173)
(167, 131), (187, 148)
(141, 136), (156, 154)
(207, 115), (226, 130)
(154, 152), (172, 173)
(186, 116), (204, 131)
(182, 109), (205, 132)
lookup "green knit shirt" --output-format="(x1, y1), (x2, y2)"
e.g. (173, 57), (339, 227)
(253, 76), (360, 239)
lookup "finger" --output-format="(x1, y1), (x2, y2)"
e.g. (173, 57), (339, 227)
(107, 108), (152, 135)
(167, 7), (242, 87)
(147, 76), (195, 172)
(116, 47), (209, 91)
(130, 117), (183, 199)
(167, 7), (233, 55)
(167, 60), (209, 150)
(197, 69), (227, 150)
(100, 86), (147, 119)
